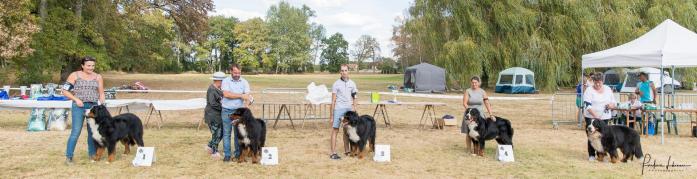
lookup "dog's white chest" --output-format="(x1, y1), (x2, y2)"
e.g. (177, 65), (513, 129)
(238, 124), (251, 145)
(467, 122), (480, 140)
(87, 118), (104, 145)
(587, 132), (604, 152)
(346, 125), (360, 142)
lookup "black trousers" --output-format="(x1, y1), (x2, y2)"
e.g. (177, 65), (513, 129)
(585, 117), (608, 157)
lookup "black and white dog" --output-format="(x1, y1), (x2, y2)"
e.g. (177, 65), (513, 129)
(465, 108), (514, 157)
(586, 119), (643, 163)
(230, 107), (266, 164)
(86, 105), (145, 163)
(342, 111), (376, 159)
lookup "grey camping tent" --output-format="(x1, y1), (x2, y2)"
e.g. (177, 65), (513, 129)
(403, 63), (446, 93)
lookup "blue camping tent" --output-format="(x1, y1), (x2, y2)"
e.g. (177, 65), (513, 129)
(495, 67), (536, 94)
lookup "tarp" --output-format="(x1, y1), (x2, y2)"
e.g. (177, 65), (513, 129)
(305, 82), (331, 104)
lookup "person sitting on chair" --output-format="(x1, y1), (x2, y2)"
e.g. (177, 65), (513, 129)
(619, 93), (642, 129)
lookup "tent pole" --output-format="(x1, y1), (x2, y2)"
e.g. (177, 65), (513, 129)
(579, 68), (585, 128)
(660, 65), (665, 145)
(671, 66), (675, 108)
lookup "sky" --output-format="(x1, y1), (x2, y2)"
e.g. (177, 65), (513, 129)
(210, 0), (413, 59)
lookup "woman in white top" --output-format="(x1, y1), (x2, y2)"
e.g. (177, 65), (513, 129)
(583, 72), (616, 161)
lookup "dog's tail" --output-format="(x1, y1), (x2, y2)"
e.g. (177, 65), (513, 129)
(506, 119), (514, 140)
(362, 115), (377, 152)
(370, 118), (376, 152)
(498, 117), (514, 145)
(259, 118), (267, 148)
(634, 136), (643, 159)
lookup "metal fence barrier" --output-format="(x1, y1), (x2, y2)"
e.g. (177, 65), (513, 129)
(551, 93), (581, 129)
(258, 103), (332, 128)
(552, 92), (697, 129)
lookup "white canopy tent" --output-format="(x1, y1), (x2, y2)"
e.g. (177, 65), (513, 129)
(582, 19), (697, 144)
(583, 19), (697, 68)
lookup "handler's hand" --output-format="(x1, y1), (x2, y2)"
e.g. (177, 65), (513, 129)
(75, 99), (84, 107)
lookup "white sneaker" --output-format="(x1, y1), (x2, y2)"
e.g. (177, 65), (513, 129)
(588, 156), (596, 161)
(205, 146), (214, 155)
(211, 152), (221, 160)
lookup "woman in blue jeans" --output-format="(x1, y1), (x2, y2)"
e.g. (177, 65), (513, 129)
(61, 57), (105, 165)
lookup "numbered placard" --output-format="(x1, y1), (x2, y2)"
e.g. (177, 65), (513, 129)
(496, 145), (514, 162)
(373, 144), (390, 162)
(132, 147), (156, 167)
(261, 147), (278, 166)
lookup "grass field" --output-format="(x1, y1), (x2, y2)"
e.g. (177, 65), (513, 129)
(1, 73), (696, 178)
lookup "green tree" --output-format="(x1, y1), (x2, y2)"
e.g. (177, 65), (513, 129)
(20, 1), (82, 84)
(207, 15), (238, 72)
(234, 18), (270, 72)
(391, 16), (424, 71)
(193, 43), (210, 72)
(379, 57), (400, 74)
(7, 0), (212, 84)
(309, 23), (326, 71)
(0, 0), (38, 68)
(399, 0), (697, 91)
(0, 0), (38, 83)
(266, 2), (313, 73)
(351, 34), (381, 70)
(321, 33), (349, 73)
(144, 0), (215, 43)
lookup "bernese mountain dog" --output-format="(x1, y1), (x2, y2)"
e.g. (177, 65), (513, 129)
(230, 107), (266, 164)
(342, 111), (376, 159)
(86, 105), (144, 163)
(586, 119), (643, 163)
(465, 108), (514, 157)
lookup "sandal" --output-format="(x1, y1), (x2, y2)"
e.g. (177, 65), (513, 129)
(330, 153), (341, 160)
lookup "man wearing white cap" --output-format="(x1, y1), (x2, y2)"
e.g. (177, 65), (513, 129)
(204, 72), (226, 159)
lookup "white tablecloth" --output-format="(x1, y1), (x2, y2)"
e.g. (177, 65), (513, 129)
(106, 99), (152, 111)
(0, 100), (72, 109)
(149, 98), (206, 111)
(0, 99), (199, 111)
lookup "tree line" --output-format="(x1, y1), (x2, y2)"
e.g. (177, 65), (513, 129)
(0, 0), (393, 85)
(392, 0), (697, 91)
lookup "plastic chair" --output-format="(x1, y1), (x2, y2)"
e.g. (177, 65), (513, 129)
(665, 112), (681, 135)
